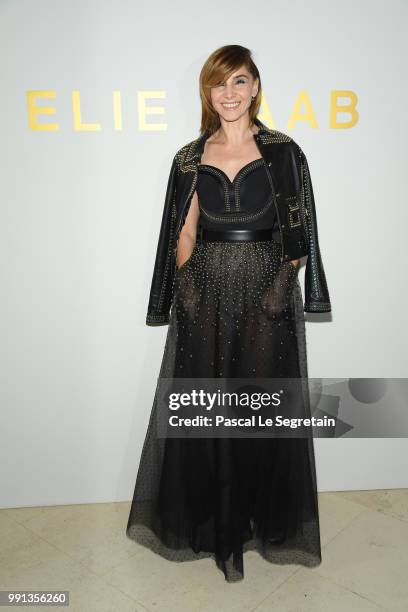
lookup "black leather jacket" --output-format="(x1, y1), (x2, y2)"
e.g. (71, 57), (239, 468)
(146, 117), (331, 326)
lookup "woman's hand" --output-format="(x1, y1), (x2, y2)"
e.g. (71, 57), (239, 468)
(175, 191), (200, 269)
(260, 259), (299, 316)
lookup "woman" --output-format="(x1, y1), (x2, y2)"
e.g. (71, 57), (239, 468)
(127, 44), (331, 582)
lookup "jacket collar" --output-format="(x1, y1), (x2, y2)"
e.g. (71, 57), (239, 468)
(184, 117), (271, 164)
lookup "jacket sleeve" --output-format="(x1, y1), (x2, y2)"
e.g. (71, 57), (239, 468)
(145, 155), (178, 326)
(299, 147), (332, 313)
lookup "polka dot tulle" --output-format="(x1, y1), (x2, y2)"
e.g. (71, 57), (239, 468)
(126, 238), (322, 582)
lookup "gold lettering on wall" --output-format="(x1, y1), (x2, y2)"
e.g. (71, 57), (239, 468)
(26, 91), (59, 131)
(257, 94), (276, 129)
(72, 91), (101, 131)
(138, 91), (167, 131)
(26, 90), (359, 131)
(330, 90), (359, 128)
(113, 91), (122, 130)
(287, 90), (318, 129)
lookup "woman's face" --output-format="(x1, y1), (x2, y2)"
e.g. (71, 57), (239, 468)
(210, 65), (259, 123)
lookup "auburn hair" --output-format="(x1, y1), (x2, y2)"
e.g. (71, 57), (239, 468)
(199, 45), (262, 135)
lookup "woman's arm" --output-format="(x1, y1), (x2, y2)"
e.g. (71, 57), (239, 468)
(176, 191), (200, 269)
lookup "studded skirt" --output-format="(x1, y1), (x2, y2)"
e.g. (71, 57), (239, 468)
(126, 237), (322, 582)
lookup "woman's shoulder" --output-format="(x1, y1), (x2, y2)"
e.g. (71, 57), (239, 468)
(173, 137), (201, 166)
(168, 136), (204, 175)
(256, 125), (304, 156)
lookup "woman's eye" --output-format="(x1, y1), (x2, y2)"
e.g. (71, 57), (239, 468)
(213, 78), (246, 89)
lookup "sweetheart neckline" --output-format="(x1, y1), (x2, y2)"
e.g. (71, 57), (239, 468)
(198, 158), (264, 185)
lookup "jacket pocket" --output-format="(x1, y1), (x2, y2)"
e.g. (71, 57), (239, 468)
(286, 193), (309, 247)
(285, 195), (302, 229)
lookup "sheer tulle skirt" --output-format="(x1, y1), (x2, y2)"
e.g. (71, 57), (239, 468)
(126, 238), (322, 581)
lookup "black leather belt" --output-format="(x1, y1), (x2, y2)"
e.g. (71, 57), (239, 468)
(199, 227), (273, 242)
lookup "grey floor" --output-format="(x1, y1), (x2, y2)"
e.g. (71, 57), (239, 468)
(1, 490), (407, 611)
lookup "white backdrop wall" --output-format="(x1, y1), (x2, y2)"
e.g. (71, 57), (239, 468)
(1, 0), (407, 508)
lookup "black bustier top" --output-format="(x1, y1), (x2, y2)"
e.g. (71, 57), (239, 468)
(196, 158), (276, 231)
